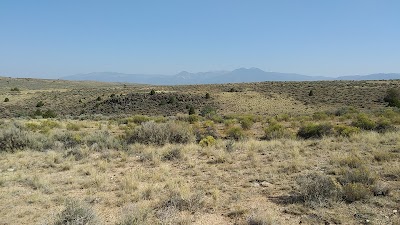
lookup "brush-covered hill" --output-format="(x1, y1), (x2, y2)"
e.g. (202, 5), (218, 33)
(1, 77), (399, 118)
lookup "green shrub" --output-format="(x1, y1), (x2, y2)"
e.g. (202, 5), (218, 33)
(247, 213), (274, 225)
(374, 118), (395, 133)
(188, 114), (199, 123)
(339, 166), (376, 186)
(66, 123), (81, 131)
(263, 122), (292, 140)
(296, 172), (342, 206)
(240, 117), (254, 130)
(226, 126), (245, 140)
(372, 150), (392, 162)
(43, 109), (57, 118)
(36, 101), (45, 107)
(205, 92), (210, 99)
(4, 97), (9, 102)
(10, 87), (20, 91)
(334, 107), (358, 116)
(51, 199), (101, 225)
(188, 106), (196, 115)
(308, 90), (314, 96)
(129, 115), (151, 124)
(167, 96), (176, 104)
(200, 106), (217, 118)
(116, 204), (151, 225)
(275, 114), (290, 122)
(0, 123), (30, 152)
(334, 125), (360, 137)
(223, 118), (236, 127)
(193, 121), (219, 141)
(43, 120), (61, 128)
(84, 130), (125, 151)
(342, 183), (371, 203)
(53, 131), (81, 149)
(150, 89), (156, 95)
(337, 154), (363, 168)
(380, 108), (400, 124)
(162, 147), (182, 161)
(127, 121), (194, 145)
(33, 109), (58, 119)
(352, 113), (376, 130)
(383, 88), (400, 107)
(199, 135), (216, 147)
(297, 123), (333, 139)
(161, 191), (204, 212)
(312, 111), (329, 120)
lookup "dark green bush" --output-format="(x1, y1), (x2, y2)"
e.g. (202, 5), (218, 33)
(263, 122), (292, 140)
(188, 106), (196, 115)
(383, 88), (400, 108)
(150, 89), (156, 95)
(129, 115), (151, 124)
(33, 109), (57, 118)
(334, 107), (358, 117)
(43, 109), (57, 118)
(205, 92), (210, 99)
(200, 106), (217, 117)
(312, 111), (329, 120)
(334, 125), (360, 137)
(10, 87), (20, 91)
(36, 101), (45, 107)
(374, 118), (395, 133)
(240, 117), (254, 130)
(167, 96), (176, 104)
(297, 123), (333, 139)
(226, 126), (245, 140)
(188, 114), (199, 123)
(4, 97), (9, 102)
(351, 114), (376, 130)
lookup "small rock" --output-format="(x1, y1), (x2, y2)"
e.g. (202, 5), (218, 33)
(393, 209), (398, 214)
(252, 182), (260, 187)
(261, 181), (273, 187)
(7, 168), (15, 172)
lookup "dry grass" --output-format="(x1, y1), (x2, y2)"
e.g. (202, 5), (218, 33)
(0, 126), (399, 224)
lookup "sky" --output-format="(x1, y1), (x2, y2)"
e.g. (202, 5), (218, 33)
(1, 0), (400, 78)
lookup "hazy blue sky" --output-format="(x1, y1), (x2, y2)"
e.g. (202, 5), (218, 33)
(1, 0), (399, 78)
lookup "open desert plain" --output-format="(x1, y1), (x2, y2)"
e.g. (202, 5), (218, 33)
(0, 77), (399, 225)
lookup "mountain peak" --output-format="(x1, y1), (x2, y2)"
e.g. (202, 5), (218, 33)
(61, 70), (400, 85)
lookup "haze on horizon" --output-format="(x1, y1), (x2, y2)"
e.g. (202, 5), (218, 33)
(1, 0), (400, 79)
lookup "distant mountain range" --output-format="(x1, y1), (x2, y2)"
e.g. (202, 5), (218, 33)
(60, 68), (400, 85)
